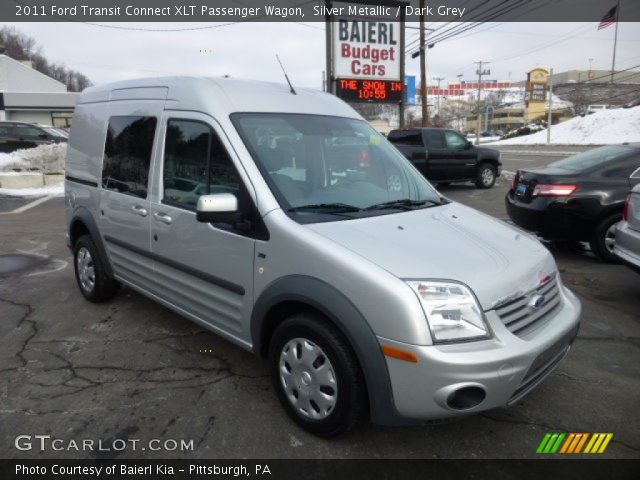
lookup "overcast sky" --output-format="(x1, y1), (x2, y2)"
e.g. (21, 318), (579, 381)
(2, 21), (639, 88)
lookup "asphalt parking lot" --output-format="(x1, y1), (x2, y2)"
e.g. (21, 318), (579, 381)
(0, 145), (639, 459)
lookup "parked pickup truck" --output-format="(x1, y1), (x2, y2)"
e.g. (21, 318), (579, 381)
(387, 127), (502, 188)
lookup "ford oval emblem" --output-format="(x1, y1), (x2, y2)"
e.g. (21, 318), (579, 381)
(529, 294), (546, 310)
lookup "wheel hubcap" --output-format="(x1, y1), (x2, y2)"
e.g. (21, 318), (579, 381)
(604, 223), (616, 253)
(482, 168), (494, 185)
(77, 247), (95, 293)
(279, 338), (338, 420)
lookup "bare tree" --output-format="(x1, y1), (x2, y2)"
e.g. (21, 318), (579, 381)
(0, 26), (92, 92)
(563, 84), (590, 116)
(436, 100), (474, 131)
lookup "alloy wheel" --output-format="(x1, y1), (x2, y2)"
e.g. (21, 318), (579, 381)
(76, 247), (95, 293)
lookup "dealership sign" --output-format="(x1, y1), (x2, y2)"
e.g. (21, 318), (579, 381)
(333, 19), (400, 80)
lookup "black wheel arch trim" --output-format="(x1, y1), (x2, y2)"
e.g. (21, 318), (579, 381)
(477, 157), (500, 168)
(250, 275), (411, 426)
(69, 207), (114, 278)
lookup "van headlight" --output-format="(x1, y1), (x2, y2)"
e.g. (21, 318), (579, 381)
(407, 281), (490, 343)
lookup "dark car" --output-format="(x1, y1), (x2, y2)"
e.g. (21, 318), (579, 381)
(0, 121), (68, 153)
(387, 128), (502, 188)
(506, 144), (640, 262)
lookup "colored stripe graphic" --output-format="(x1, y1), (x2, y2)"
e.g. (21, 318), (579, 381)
(584, 433), (614, 454)
(537, 433), (552, 453)
(539, 433), (613, 454)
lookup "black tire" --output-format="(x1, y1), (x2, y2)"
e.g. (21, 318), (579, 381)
(589, 213), (623, 263)
(73, 235), (119, 302)
(268, 312), (366, 437)
(475, 162), (497, 189)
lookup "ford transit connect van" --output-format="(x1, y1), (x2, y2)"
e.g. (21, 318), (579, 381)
(65, 77), (581, 436)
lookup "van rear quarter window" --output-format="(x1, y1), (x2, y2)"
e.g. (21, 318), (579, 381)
(101, 116), (157, 198)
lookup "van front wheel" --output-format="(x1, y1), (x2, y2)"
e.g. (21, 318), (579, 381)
(269, 312), (365, 437)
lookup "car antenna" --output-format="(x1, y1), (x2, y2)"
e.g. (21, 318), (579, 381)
(276, 54), (296, 95)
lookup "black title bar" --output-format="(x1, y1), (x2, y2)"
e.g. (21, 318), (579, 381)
(5, 0), (640, 23)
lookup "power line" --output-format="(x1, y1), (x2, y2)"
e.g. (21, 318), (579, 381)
(406, 0), (539, 56)
(80, 22), (240, 32)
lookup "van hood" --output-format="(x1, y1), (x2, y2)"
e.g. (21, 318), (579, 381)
(305, 202), (557, 311)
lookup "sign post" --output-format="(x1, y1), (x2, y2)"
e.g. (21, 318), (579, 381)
(325, 0), (408, 125)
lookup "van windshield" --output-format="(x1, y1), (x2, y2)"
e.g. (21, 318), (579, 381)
(231, 113), (442, 222)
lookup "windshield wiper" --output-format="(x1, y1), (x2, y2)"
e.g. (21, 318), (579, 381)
(364, 199), (440, 211)
(288, 203), (362, 213)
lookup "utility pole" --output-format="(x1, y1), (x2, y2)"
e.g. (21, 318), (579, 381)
(420, 0), (428, 126)
(432, 76), (444, 113)
(547, 67), (554, 144)
(611, 0), (621, 83)
(474, 61), (490, 145)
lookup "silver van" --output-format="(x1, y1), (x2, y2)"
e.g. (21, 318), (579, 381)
(65, 77), (581, 436)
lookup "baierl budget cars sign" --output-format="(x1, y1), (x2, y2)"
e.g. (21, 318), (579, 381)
(333, 18), (400, 80)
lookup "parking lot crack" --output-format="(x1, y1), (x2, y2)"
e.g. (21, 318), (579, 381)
(0, 295), (37, 370)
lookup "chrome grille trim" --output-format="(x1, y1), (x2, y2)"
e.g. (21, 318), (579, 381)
(494, 276), (562, 338)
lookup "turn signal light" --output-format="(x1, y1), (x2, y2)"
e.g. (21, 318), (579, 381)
(381, 345), (418, 363)
(623, 193), (631, 221)
(532, 184), (578, 197)
(511, 171), (521, 191)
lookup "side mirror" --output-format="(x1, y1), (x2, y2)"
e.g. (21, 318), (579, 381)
(465, 140), (472, 149)
(38, 133), (48, 139)
(196, 193), (240, 223)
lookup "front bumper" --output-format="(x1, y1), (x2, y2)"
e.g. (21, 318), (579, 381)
(379, 284), (581, 420)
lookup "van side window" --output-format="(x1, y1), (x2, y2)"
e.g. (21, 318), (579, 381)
(102, 116), (157, 198)
(163, 119), (242, 209)
(163, 119), (212, 208)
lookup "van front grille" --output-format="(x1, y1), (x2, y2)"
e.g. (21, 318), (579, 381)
(494, 276), (562, 338)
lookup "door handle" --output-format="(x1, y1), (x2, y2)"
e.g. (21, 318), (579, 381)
(131, 205), (148, 217)
(153, 212), (173, 225)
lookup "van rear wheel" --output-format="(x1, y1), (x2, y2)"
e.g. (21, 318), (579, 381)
(268, 312), (365, 437)
(73, 235), (119, 302)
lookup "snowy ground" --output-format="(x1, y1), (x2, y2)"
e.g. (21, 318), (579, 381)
(489, 107), (640, 145)
(0, 183), (64, 197)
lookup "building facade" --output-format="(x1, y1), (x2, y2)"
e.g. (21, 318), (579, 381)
(0, 55), (79, 127)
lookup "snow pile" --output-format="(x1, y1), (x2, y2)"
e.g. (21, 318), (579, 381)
(0, 143), (67, 174)
(0, 183), (64, 197)
(491, 107), (640, 145)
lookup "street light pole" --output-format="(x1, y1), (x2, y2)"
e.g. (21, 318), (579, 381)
(547, 67), (554, 144)
(474, 61), (490, 145)
(432, 76), (444, 114)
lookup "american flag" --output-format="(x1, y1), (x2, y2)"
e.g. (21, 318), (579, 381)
(598, 5), (618, 30)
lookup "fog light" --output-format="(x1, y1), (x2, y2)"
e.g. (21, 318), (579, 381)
(446, 386), (486, 410)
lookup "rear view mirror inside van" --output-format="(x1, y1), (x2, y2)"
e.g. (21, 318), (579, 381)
(196, 193), (240, 223)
